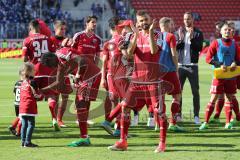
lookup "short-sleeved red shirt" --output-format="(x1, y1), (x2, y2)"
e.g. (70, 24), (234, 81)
(72, 31), (102, 62)
(131, 31), (161, 83)
(102, 34), (122, 74)
(22, 33), (55, 65)
(50, 36), (65, 51)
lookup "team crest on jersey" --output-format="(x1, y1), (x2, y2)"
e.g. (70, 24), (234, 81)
(92, 39), (97, 44)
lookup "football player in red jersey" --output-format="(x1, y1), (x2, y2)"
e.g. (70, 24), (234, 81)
(108, 10), (167, 153)
(72, 15), (102, 63)
(51, 20), (69, 127)
(199, 22), (240, 130)
(51, 20), (67, 49)
(40, 38), (101, 147)
(22, 20), (60, 131)
(72, 15), (102, 124)
(100, 16), (123, 135)
(154, 17), (183, 132)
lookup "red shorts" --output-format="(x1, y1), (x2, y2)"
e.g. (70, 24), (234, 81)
(210, 79), (237, 94)
(134, 98), (153, 112)
(76, 74), (101, 101)
(107, 74), (119, 99)
(236, 76), (240, 89)
(114, 78), (130, 99)
(59, 76), (73, 95)
(121, 83), (163, 109)
(161, 72), (181, 95)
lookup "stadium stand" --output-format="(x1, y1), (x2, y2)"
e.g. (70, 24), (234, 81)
(0, 0), (113, 39)
(131, 0), (240, 39)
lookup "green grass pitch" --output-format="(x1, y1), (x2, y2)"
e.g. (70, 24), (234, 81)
(1, 58), (240, 160)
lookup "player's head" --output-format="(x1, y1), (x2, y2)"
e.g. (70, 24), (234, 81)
(85, 15), (98, 32)
(117, 20), (133, 35)
(136, 10), (151, 30)
(21, 62), (35, 80)
(108, 16), (122, 32)
(220, 22), (232, 39)
(228, 21), (235, 38)
(41, 53), (59, 68)
(169, 18), (175, 33)
(61, 38), (73, 47)
(183, 12), (194, 28)
(54, 20), (67, 37)
(215, 21), (225, 38)
(29, 19), (40, 33)
(159, 17), (171, 32)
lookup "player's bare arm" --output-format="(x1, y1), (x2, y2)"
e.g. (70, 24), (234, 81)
(127, 23), (138, 56)
(101, 54), (108, 88)
(149, 19), (158, 55)
(170, 47), (178, 70)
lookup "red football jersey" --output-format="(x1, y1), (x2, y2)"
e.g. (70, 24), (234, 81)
(72, 31), (102, 62)
(56, 47), (101, 81)
(131, 31), (161, 83)
(19, 80), (38, 116)
(51, 36), (65, 51)
(165, 33), (176, 48)
(22, 33), (55, 65)
(102, 34), (122, 74)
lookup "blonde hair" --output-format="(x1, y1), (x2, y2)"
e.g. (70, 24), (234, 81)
(159, 17), (171, 27)
(22, 62), (34, 78)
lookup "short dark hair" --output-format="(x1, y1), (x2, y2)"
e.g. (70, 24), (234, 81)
(215, 21), (225, 29)
(29, 19), (40, 30)
(184, 12), (193, 18)
(85, 15), (98, 23)
(41, 53), (58, 68)
(136, 10), (149, 17)
(108, 16), (122, 30)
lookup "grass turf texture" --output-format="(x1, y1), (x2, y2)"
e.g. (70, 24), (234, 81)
(1, 58), (240, 160)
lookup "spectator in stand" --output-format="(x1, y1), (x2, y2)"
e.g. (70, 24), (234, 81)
(96, 4), (103, 18)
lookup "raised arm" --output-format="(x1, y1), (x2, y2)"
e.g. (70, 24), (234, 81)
(149, 19), (159, 54)
(127, 23), (139, 56)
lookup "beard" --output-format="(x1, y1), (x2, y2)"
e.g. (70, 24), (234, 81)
(185, 23), (192, 28)
(142, 24), (150, 30)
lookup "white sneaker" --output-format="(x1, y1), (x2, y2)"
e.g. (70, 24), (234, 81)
(87, 120), (95, 125)
(114, 123), (118, 130)
(194, 116), (201, 124)
(131, 115), (139, 126)
(147, 118), (155, 127)
(75, 120), (79, 125)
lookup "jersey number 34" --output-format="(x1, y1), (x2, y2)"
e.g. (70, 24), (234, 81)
(33, 40), (49, 57)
